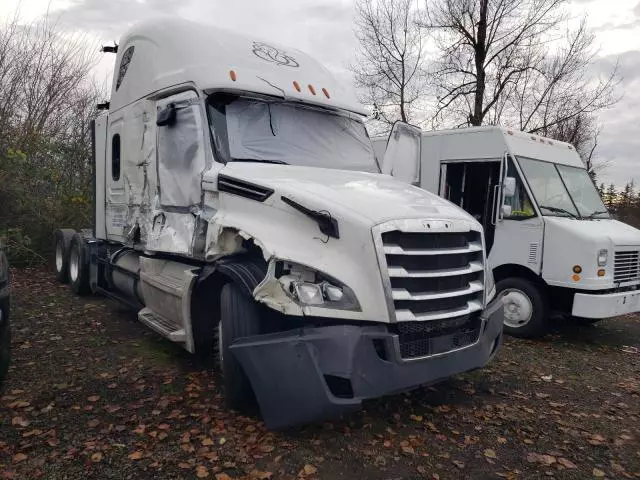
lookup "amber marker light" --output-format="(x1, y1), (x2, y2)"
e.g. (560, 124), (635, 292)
(322, 88), (330, 99)
(572, 274), (581, 282)
(573, 265), (582, 274)
(597, 269), (606, 277)
(308, 84), (317, 95)
(293, 81), (301, 92)
(229, 70), (237, 81)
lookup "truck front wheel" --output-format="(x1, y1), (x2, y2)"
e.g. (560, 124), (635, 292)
(216, 282), (260, 412)
(497, 277), (549, 338)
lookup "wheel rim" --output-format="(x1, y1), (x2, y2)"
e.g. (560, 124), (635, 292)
(502, 288), (533, 328)
(55, 242), (63, 272)
(69, 246), (79, 282)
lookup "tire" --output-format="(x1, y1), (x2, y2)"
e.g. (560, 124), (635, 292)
(217, 282), (261, 412)
(497, 277), (549, 339)
(69, 233), (91, 296)
(0, 298), (10, 388)
(52, 229), (76, 283)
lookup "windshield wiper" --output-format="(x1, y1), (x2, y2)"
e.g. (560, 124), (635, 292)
(230, 158), (288, 165)
(584, 210), (610, 220)
(539, 205), (580, 219)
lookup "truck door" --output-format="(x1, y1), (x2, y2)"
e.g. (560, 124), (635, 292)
(488, 155), (544, 274)
(381, 122), (421, 185)
(147, 90), (207, 255)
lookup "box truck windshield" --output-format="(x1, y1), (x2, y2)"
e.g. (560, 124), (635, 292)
(207, 94), (379, 172)
(517, 157), (609, 219)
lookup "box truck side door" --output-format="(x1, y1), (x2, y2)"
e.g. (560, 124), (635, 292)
(488, 155), (544, 274)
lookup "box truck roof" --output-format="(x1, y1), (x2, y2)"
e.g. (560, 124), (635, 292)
(422, 126), (584, 169)
(109, 17), (366, 116)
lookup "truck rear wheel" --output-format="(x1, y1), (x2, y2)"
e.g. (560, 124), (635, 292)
(217, 282), (260, 412)
(497, 277), (549, 339)
(69, 233), (91, 296)
(52, 229), (76, 283)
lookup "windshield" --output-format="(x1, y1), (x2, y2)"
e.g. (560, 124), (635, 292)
(556, 164), (609, 218)
(517, 157), (609, 219)
(207, 94), (379, 173)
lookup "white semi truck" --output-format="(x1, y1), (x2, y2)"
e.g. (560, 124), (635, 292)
(51, 19), (504, 429)
(373, 126), (640, 338)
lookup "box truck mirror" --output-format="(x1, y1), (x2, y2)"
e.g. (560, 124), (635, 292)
(503, 177), (516, 198)
(157, 103), (177, 127)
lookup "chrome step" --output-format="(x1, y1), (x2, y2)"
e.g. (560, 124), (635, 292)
(138, 308), (186, 343)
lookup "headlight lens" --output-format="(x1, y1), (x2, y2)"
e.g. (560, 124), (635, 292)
(597, 249), (608, 267)
(277, 261), (360, 311)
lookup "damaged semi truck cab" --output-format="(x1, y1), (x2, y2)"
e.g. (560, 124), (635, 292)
(53, 18), (503, 428)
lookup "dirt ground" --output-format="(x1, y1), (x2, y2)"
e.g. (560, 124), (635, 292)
(0, 268), (638, 480)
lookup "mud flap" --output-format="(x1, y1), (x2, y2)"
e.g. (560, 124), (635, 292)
(229, 329), (362, 429)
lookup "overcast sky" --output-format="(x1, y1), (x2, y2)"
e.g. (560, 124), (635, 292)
(1, 0), (639, 187)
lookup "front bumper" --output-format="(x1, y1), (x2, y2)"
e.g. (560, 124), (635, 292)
(230, 297), (504, 429)
(572, 289), (640, 318)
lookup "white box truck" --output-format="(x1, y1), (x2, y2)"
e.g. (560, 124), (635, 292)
(373, 125), (640, 338)
(52, 19), (504, 429)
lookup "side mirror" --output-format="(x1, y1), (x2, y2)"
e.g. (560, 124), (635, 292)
(157, 103), (177, 127)
(501, 205), (512, 217)
(503, 177), (516, 198)
(382, 121), (421, 185)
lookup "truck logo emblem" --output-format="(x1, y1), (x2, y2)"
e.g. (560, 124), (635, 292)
(252, 42), (299, 68)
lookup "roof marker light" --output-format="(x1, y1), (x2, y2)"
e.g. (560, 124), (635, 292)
(507, 130), (514, 135)
(531, 136), (537, 141)
(322, 88), (330, 99)
(308, 84), (317, 95)
(293, 81), (301, 92)
(229, 70), (237, 81)
(568, 145), (573, 150)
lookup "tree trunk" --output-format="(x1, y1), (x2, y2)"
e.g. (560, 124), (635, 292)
(471, 0), (489, 126)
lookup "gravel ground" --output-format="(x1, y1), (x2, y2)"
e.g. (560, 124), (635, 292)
(0, 268), (638, 480)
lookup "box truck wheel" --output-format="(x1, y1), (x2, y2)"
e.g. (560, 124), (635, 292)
(497, 277), (549, 338)
(216, 282), (260, 412)
(0, 298), (10, 388)
(69, 233), (91, 296)
(52, 229), (76, 283)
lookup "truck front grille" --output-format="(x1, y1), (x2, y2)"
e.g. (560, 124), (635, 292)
(614, 249), (640, 284)
(396, 315), (482, 359)
(379, 228), (485, 324)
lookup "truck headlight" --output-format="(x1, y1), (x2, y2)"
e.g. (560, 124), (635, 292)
(597, 249), (608, 267)
(277, 261), (360, 311)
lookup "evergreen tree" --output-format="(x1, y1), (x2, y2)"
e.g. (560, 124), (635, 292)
(597, 182), (605, 198)
(605, 184), (617, 212)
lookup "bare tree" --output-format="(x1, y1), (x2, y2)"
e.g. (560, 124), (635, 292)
(422, 0), (619, 133)
(0, 12), (102, 264)
(351, 0), (427, 133)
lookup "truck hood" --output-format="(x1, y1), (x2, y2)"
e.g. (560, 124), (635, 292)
(216, 163), (478, 227)
(544, 217), (640, 246)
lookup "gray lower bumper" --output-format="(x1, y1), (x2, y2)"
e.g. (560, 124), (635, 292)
(231, 298), (504, 429)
